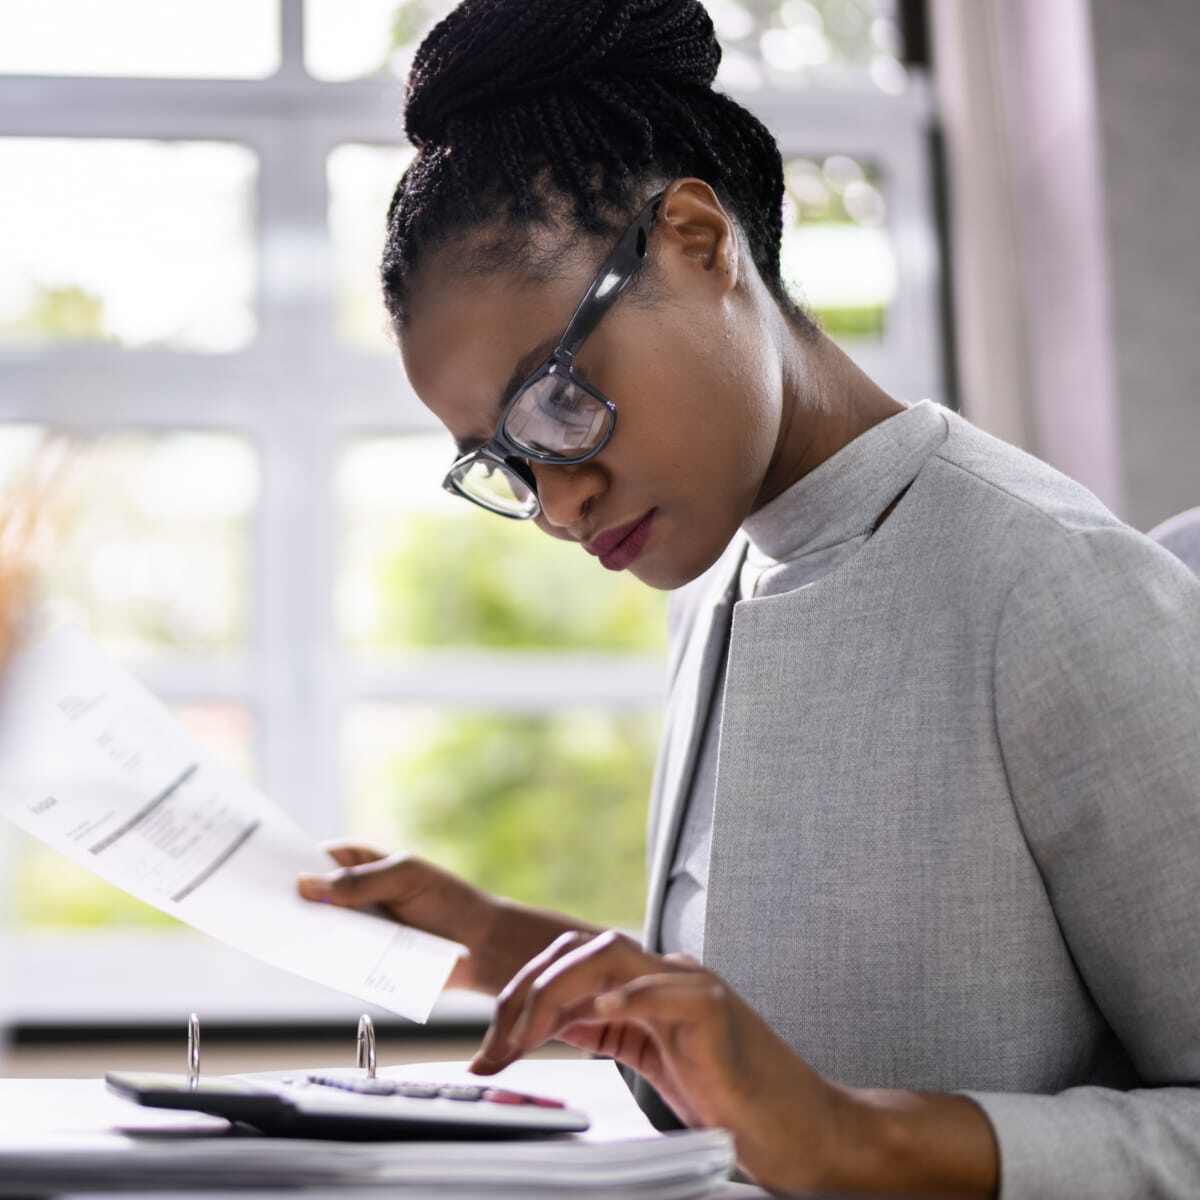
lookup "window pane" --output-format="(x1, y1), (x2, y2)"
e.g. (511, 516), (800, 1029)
(305, 0), (905, 91)
(337, 435), (667, 653)
(714, 0), (906, 92)
(345, 706), (657, 930)
(305, 0), (458, 83)
(327, 144), (414, 353)
(0, 139), (257, 353)
(11, 704), (257, 929)
(782, 155), (895, 340)
(0, 426), (258, 659)
(0, 0), (279, 79)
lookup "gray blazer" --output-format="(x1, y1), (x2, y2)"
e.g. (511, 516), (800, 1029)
(640, 408), (1200, 1198)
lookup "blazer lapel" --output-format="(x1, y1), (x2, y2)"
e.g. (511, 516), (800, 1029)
(642, 537), (746, 951)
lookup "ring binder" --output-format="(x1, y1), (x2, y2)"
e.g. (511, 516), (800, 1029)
(187, 1012), (200, 1089)
(182, 1013), (379, 1084)
(356, 1014), (377, 1079)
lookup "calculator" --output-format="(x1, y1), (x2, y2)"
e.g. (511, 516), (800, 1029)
(106, 1070), (590, 1140)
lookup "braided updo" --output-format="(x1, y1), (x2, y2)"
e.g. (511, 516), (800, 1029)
(381, 0), (809, 331)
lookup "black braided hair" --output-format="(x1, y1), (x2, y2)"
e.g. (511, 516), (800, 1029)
(381, 0), (813, 334)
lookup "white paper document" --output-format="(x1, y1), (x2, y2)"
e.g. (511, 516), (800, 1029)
(0, 624), (462, 1022)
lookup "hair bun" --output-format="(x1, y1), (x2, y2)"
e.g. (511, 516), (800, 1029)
(404, 0), (721, 149)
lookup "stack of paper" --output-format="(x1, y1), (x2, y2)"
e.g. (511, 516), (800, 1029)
(0, 1130), (735, 1197)
(0, 1062), (736, 1197)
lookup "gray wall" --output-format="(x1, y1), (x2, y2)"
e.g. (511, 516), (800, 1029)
(1090, 0), (1200, 531)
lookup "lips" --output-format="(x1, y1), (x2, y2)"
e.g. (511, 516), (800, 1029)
(584, 508), (657, 572)
(584, 509), (655, 558)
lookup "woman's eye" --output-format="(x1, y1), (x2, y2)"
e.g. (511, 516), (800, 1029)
(540, 384), (583, 416)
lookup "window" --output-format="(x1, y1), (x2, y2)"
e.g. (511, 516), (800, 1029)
(0, 0), (941, 1022)
(0, 0), (280, 79)
(0, 139), (257, 352)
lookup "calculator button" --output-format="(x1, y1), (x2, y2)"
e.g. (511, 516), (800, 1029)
(395, 1083), (441, 1100)
(349, 1080), (398, 1096)
(526, 1094), (565, 1109)
(438, 1085), (485, 1102)
(482, 1089), (527, 1105)
(305, 1075), (397, 1096)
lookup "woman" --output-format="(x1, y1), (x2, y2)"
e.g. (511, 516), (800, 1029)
(298, 2), (1200, 1194)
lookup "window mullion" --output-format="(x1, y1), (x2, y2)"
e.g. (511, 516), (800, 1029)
(254, 118), (341, 840)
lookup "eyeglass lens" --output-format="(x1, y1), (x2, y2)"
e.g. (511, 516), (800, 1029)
(503, 373), (611, 458)
(450, 456), (538, 517)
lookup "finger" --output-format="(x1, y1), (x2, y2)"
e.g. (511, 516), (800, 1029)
(296, 842), (386, 897)
(594, 972), (732, 1077)
(484, 931), (657, 1070)
(296, 851), (423, 907)
(553, 1015), (694, 1122)
(513, 934), (701, 1055)
(470, 930), (597, 1072)
(322, 843), (385, 870)
(663, 951), (701, 968)
(548, 967), (730, 1128)
(560, 1012), (657, 1073)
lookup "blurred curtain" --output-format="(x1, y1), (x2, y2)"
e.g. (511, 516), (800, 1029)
(930, 0), (1122, 516)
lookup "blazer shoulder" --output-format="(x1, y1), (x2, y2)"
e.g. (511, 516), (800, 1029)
(908, 411), (1169, 593)
(931, 410), (1125, 540)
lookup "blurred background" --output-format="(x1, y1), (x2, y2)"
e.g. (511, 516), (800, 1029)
(0, 0), (1196, 1068)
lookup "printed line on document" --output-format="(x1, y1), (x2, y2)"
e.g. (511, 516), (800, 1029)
(363, 926), (403, 986)
(171, 820), (260, 903)
(89, 763), (198, 855)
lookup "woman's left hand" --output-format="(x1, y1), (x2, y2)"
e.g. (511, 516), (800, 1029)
(468, 929), (862, 1194)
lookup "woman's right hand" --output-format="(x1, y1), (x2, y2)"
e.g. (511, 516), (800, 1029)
(296, 844), (592, 997)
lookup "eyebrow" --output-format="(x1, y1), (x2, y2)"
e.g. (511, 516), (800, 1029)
(453, 335), (559, 455)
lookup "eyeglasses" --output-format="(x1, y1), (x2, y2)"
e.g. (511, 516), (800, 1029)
(441, 190), (664, 519)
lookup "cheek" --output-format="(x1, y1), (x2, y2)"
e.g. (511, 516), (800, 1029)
(635, 350), (775, 506)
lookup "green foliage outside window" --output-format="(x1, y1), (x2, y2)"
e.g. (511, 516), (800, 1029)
(363, 510), (668, 653)
(15, 837), (177, 929)
(1, 284), (111, 344)
(354, 506), (668, 930)
(368, 711), (659, 932)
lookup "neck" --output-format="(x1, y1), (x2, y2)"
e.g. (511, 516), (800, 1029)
(751, 325), (906, 513)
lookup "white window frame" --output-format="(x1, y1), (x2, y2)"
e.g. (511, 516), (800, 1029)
(0, 1), (941, 1026)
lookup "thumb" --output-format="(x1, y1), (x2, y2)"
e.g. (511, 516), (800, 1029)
(297, 853), (426, 911)
(296, 842), (384, 901)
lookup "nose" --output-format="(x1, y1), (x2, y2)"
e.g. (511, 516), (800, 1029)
(529, 460), (606, 531)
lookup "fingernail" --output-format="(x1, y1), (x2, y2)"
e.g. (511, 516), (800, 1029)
(594, 992), (622, 1016)
(297, 874), (328, 898)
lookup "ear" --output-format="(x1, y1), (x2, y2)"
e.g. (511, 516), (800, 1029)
(655, 178), (739, 295)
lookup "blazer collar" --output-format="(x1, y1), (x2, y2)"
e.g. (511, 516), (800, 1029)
(642, 535), (747, 951)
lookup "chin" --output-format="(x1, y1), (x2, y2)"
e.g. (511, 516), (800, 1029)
(633, 540), (728, 591)
(630, 561), (682, 590)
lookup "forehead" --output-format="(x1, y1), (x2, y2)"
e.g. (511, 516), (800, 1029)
(399, 237), (593, 443)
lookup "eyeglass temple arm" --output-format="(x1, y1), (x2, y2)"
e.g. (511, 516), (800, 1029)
(556, 192), (664, 362)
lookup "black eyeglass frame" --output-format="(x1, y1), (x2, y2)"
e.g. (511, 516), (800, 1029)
(441, 190), (665, 518)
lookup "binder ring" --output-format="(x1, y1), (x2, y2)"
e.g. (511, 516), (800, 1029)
(356, 1014), (376, 1079)
(187, 1012), (200, 1088)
